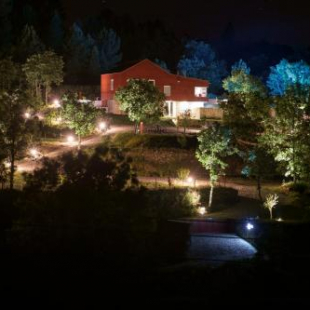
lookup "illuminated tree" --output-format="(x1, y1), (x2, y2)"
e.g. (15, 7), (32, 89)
(196, 124), (236, 209)
(260, 85), (310, 182)
(267, 59), (310, 96)
(177, 40), (227, 93)
(23, 51), (64, 105)
(61, 93), (100, 150)
(223, 61), (265, 94)
(115, 79), (166, 134)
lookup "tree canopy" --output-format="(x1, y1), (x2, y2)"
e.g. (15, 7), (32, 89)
(115, 79), (166, 133)
(267, 59), (310, 96)
(61, 93), (101, 149)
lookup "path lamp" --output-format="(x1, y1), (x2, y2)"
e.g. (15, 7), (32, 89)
(66, 135), (76, 146)
(53, 99), (61, 108)
(29, 148), (39, 159)
(24, 112), (31, 119)
(98, 121), (107, 132)
(187, 176), (196, 187)
(198, 206), (206, 216)
(246, 223), (254, 231)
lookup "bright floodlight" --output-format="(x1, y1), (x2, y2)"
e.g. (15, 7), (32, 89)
(67, 135), (75, 143)
(99, 122), (107, 130)
(53, 99), (61, 108)
(187, 177), (194, 183)
(24, 112), (31, 119)
(30, 148), (38, 158)
(198, 207), (206, 215)
(246, 223), (254, 230)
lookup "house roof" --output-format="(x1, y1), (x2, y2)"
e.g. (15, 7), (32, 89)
(104, 59), (210, 86)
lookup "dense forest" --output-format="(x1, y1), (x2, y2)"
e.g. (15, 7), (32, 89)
(1, 0), (310, 90)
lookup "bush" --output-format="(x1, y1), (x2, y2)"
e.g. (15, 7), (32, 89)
(177, 168), (190, 180)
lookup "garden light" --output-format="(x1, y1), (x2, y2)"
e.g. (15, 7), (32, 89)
(187, 177), (194, 183)
(53, 99), (61, 108)
(98, 121), (107, 131)
(29, 148), (39, 158)
(24, 112), (31, 119)
(198, 206), (206, 215)
(67, 135), (75, 144)
(246, 223), (254, 230)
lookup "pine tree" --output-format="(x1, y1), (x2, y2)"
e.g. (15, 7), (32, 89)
(48, 11), (64, 52)
(98, 28), (122, 72)
(65, 23), (88, 81)
(88, 45), (101, 80)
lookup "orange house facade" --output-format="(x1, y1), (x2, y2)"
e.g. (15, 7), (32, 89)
(101, 59), (210, 119)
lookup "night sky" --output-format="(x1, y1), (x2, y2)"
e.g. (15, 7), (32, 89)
(62, 0), (310, 46)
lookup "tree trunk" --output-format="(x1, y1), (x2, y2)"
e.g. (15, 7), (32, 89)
(257, 175), (263, 201)
(78, 135), (81, 150)
(208, 183), (214, 209)
(134, 122), (138, 134)
(45, 87), (48, 105)
(270, 208), (273, 220)
(9, 149), (15, 191)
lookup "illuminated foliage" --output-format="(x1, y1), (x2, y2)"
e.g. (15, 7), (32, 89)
(115, 79), (166, 134)
(223, 61), (266, 94)
(196, 124), (236, 208)
(61, 93), (100, 149)
(23, 51), (64, 105)
(177, 40), (227, 93)
(267, 59), (310, 96)
(260, 85), (310, 182)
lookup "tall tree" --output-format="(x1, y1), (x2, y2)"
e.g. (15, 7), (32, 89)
(48, 10), (64, 52)
(260, 85), (310, 182)
(98, 28), (122, 72)
(267, 59), (310, 96)
(23, 51), (64, 106)
(65, 23), (89, 81)
(177, 40), (227, 93)
(223, 61), (265, 94)
(196, 124), (236, 209)
(61, 93), (100, 150)
(115, 79), (166, 134)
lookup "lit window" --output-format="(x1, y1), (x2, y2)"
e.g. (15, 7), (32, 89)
(195, 87), (207, 97)
(164, 85), (171, 96)
(148, 79), (155, 86)
(110, 79), (114, 91)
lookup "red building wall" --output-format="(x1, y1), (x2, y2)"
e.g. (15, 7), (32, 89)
(101, 59), (209, 107)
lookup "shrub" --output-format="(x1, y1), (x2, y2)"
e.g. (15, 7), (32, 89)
(177, 168), (190, 181)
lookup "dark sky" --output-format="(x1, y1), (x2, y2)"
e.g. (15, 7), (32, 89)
(62, 0), (310, 46)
